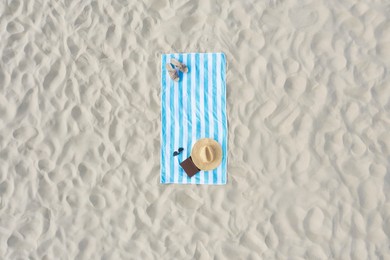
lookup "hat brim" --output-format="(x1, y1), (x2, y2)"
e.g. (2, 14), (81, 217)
(191, 138), (222, 171)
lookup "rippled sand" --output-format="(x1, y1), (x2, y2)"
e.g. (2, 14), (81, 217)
(0, 0), (389, 259)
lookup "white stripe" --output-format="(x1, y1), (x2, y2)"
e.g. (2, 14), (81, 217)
(182, 54), (188, 184)
(216, 54), (222, 184)
(200, 54), (205, 138)
(208, 53), (214, 184)
(165, 55), (171, 183)
(199, 54), (205, 184)
(173, 53), (180, 183)
(191, 54), (197, 184)
(222, 54), (227, 184)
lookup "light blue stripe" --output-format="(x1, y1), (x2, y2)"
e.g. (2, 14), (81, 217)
(166, 54), (171, 183)
(195, 53), (201, 140)
(212, 53), (218, 142)
(212, 53), (218, 184)
(161, 54), (166, 183)
(194, 53), (201, 184)
(185, 53), (192, 183)
(190, 53), (197, 184)
(175, 53), (181, 183)
(206, 53), (213, 184)
(221, 53), (227, 184)
(169, 53), (175, 183)
(204, 54), (209, 138)
(173, 53), (180, 183)
(217, 53), (223, 184)
(177, 53), (184, 183)
(203, 54), (209, 184)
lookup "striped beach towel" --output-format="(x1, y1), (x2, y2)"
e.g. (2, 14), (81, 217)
(161, 53), (227, 185)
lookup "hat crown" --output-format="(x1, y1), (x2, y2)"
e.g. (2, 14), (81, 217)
(191, 138), (222, 171)
(201, 146), (214, 163)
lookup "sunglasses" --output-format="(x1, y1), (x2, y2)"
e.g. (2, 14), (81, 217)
(173, 147), (184, 156)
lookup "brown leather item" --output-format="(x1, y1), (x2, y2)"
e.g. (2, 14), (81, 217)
(180, 157), (200, 178)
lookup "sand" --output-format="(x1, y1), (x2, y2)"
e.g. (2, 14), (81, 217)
(0, 0), (389, 259)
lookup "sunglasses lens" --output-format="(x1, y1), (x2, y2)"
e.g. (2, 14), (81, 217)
(178, 147), (184, 152)
(173, 151), (179, 156)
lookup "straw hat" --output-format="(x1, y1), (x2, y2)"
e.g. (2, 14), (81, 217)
(191, 138), (222, 171)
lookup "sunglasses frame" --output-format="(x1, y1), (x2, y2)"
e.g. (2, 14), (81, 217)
(173, 147), (184, 157)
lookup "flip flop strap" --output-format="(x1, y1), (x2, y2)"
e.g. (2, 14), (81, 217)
(172, 59), (186, 70)
(177, 63), (186, 70)
(168, 69), (178, 79)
